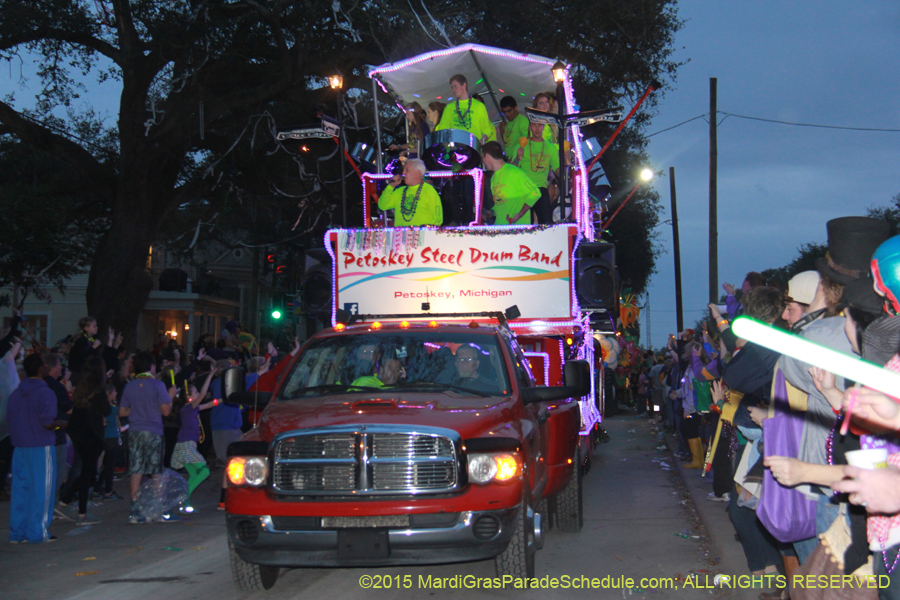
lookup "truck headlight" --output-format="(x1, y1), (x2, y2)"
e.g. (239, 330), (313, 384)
(467, 453), (520, 484)
(227, 457), (268, 486)
(244, 457), (268, 486)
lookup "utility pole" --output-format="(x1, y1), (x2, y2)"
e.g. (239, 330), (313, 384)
(709, 78), (718, 304)
(644, 295), (651, 350)
(669, 167), (684, 333)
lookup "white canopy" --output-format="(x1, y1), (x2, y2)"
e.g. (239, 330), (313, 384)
(369, 44), (568, 123)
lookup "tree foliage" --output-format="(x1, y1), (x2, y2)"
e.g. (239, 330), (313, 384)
(0, 138), (108, 306)
(867, 193), (900, 236)
(752, 193), (900, 291)
(759, 242), (827, 291)
(0, 0), (684, 342)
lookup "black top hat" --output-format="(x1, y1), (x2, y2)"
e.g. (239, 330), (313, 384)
(816, 217), (891, 286)
(841, 277), (884, 315)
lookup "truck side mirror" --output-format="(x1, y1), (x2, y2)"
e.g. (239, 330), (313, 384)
(564, 360), (591, 397)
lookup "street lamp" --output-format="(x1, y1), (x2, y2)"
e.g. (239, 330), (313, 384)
(551, 61), (568, 220)
(330, 70), (347, 227)
(600, 167), (654, 230)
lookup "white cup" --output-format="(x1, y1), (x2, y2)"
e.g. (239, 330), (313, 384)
(845, 448), (889, 470)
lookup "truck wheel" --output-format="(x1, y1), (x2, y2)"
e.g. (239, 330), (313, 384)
(229, 539), (279, 591)
(495, 490), (536, 578)
(554, 449), (583, 532)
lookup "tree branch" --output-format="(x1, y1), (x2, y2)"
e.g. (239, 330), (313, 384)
(0, 28), (121, 64)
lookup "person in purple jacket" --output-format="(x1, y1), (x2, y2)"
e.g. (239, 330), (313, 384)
(8, 353), (68, 543)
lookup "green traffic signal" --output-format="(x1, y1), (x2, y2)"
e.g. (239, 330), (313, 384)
(271, 310), (282, 320)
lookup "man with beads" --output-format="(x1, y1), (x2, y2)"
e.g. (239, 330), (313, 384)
(378, 159), (443, 226)
(436, 74), (496, 144)
(513, 121), (559, 224)
(499, 96), (530, 152)
(481, 141), (540, 225)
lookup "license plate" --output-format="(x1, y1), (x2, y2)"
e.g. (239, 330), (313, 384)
(337, 529), (390, 559)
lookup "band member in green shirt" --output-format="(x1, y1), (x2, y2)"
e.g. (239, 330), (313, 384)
(481, 141), (540, 226)
(378, 159), (443, 226)
(499, 96), (530, 151)
(513, 121), (560, 224)
(436, 74), (497, 144)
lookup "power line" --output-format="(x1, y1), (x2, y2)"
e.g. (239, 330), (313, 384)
(716, 111), (900, 132)
(646, 114), (707, 138)
(645, 110), (900, 139)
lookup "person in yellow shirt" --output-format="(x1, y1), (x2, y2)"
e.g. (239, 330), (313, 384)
(513, 121), (560, 224)
(499, 96), (530, 151)
(377, 159), (443, 226)
(481, 142), (540, 226)
(436, 74), (497, 144)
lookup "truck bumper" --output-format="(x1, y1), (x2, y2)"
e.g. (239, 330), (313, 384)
(226, 508), (519, 568)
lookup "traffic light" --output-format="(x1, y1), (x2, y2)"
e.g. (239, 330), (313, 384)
(274, 262), (287, 288)
(271, 308), (283, 320)
(264, 250), (275, 276)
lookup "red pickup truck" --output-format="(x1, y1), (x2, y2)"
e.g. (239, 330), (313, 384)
(222, 318), (589, 591)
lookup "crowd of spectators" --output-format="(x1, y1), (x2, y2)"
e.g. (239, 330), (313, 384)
(646, 216), (900, 600)
(0, 317), (298, 542)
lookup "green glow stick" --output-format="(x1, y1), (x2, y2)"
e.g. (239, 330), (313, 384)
(732, 316), (900, 399)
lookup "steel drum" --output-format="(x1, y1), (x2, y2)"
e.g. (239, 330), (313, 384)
(351, 142), (402, 175)
(423, 129), (482, 171)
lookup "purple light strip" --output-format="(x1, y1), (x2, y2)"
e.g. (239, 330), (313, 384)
(570, 234), (582, 315)
(561, 70), (591, 237)
(369, 44), (556, 76)
(362, 170), (483, 225)
(324, 230), (338, 326)
(523, 352), (550, 386)
(510, 320), (579, 329)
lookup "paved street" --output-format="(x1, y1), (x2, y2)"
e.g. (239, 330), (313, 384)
(0, 414), (765, 600)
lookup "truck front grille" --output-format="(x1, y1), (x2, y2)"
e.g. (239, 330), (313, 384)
(271, 428), (459, 496)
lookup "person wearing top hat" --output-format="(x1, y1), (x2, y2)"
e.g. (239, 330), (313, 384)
(775, 216), (891, 562)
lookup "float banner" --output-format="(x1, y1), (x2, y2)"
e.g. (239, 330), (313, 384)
(335, 226), (573, 319)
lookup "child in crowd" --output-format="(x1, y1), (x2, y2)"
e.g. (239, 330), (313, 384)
(95, 383), (123, 500)
(170, 368), (217, 512)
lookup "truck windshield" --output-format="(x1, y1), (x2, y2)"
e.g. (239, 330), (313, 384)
(279, 331), (512, 400)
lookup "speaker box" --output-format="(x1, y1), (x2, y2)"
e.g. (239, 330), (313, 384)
(301, 248), (333, 314)
(575, 242), (617, 310)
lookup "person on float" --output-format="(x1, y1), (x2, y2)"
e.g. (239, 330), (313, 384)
(480, 141), (540, 226)
(426, 101), (445, 131)
(499, 96), (530, 152)
(389, 102), (430, 160)
(513, 121), (560, 224)
(377, 158), (443, 227)
(435, 74), (496, 144)
(532, 93), (556, 142)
